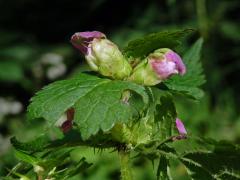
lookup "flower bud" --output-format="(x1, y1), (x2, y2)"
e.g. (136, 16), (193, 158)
(175, 118), (187, 135)
(71, 31), (132, 79)
(172, 118), (187, 141)
(71, 31), (106, 55)
(128, 48), (186, 86)
(71, 31), (105, 71)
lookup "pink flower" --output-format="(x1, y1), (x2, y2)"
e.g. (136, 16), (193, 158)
(176, 118), (187, 135)
(172, 118), (187, 141)
(129, 48), (186, 86)
(150, 49), (186, 80)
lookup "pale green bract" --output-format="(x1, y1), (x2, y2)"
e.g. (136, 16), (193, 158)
(27, 73), (149, 140)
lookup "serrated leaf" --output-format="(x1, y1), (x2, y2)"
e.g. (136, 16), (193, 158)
(123, 29), (193, 58)
(27, 73), (149, 140)
(157, 96), (176, 139)
(164, 38), (205, 100)
(181, 151), (240, 180)
(11, 129), (120, 155)
(216, 171), (240, 180)
(171, 136), (213, 155)
(140, 136), (240, 180)
(179, 138), (240, 179)
(181, 157), (213, 180)
(74, 80), (149, 139)
(11, 136), (50, 153)
(27, 73), (108, 124)
(149, 87), (177, 140)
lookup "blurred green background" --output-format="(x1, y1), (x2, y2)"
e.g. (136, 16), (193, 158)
(0, 0), (240, 179)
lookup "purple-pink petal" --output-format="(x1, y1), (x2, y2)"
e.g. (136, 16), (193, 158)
(165, 50), (186, 75)
(176, 118), (187, 135)
(149, 50), (186, 80)
(70, 31), (105, 55)
(74, 31), (105, 40)
(150, 59), (178, 79)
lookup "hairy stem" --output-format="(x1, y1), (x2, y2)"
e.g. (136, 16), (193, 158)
(119, 150), (133, 180)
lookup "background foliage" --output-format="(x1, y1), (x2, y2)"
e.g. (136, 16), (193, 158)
(0, 0), (240, 179)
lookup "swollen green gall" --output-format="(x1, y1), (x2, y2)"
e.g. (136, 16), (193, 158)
(110, 121), (152, 146)
(128, 48), (186, 86)
(71, 31), (132, 79)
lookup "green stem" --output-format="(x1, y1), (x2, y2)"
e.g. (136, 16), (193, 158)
(119, 150), (133, 180)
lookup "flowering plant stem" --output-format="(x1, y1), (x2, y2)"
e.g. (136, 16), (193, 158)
(119, 150), (133, 180)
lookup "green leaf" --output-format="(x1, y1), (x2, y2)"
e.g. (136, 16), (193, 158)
(164, 38), (205, 100)
(149, 87), (177, 140)
(14, 150), (40, 165)
(139, 136), (240, 180)
(38, 149), (76, 171)
(181, 157), (213, 180)
(27, 73), (107, 123)
(74, 81), (148, 139)
(178, 138), (240, 179)
(9, 147), (92, 180)
(171, 136), (213, 155)
(57, 158), (92, 180)
(181, 151), (240, 179)
(11, 129), (121, 155)
(123, 29), (193, 58)
(27, 73), (149, 140)
(157, 96), (176, 139)
(157, 155), (171, 180)
(11, 135), (50, 153)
